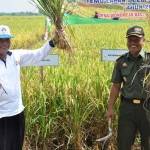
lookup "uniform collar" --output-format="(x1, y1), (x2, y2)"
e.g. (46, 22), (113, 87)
(0, 51), (12, 62)
(7, 51), (12, 56)
(127, 49), (145, 60)
(139, 49), (145, 58)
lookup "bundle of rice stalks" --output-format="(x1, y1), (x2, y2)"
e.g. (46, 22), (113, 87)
(32, 0), (76, 52)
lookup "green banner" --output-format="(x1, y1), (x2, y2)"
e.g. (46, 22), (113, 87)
(64, 14), (144, 25)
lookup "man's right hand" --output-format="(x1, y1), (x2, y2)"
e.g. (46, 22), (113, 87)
(106, 83), (121, 120)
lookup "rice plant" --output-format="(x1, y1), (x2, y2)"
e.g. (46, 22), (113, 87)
(1, 13), (149, 149)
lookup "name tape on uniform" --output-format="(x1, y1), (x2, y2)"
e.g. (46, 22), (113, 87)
(100, 49), (128, 61)
(34, 54), (59, 66)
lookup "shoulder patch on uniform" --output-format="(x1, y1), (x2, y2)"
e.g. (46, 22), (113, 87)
(122, 62), (128, 67)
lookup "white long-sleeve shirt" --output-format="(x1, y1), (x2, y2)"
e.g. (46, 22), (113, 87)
(0, 42), (52, 118)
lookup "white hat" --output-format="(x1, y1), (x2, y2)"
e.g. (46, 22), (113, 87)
(0, 25), (14, 39)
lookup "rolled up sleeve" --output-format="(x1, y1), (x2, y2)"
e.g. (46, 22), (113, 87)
(111, 61), (123, 83)
(13, 42), (52, 67)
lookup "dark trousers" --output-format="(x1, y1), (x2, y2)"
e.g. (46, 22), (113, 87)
(0, 111), (25, 150)
(117, 101), (150, 150)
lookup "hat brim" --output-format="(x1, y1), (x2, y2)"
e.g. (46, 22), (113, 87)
(126, 33), (143, 38)
(0, 34), (14, 39)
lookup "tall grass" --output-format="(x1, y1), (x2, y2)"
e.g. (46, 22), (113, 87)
(0, 16), (45, 48)
(0, 15), (150, 149)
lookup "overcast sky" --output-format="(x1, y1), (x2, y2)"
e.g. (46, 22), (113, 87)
(0, 0), (38, 13)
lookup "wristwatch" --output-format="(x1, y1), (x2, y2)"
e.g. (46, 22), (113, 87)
(49, 40), (55, 47)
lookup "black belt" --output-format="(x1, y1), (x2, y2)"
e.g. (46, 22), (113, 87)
(121, 95), (144, 104)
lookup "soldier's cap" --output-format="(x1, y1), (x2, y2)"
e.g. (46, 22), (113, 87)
(126, 25), (144, 38)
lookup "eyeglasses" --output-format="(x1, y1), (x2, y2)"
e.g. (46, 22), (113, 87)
(0, 83), (7, 96)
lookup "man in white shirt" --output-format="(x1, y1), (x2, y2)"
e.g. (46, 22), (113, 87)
(0, 25), (56, 150)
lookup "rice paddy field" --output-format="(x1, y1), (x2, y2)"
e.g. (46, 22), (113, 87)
(0, 6), (150, 150)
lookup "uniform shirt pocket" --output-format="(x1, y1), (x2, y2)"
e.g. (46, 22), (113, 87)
(121, 62), (134, 83)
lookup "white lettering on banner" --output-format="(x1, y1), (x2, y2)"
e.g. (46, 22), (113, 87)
(95, 12), (145, 19)
(127, 4), (150, 10)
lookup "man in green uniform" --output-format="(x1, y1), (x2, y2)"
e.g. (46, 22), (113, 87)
(106, 25), (150, 150)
